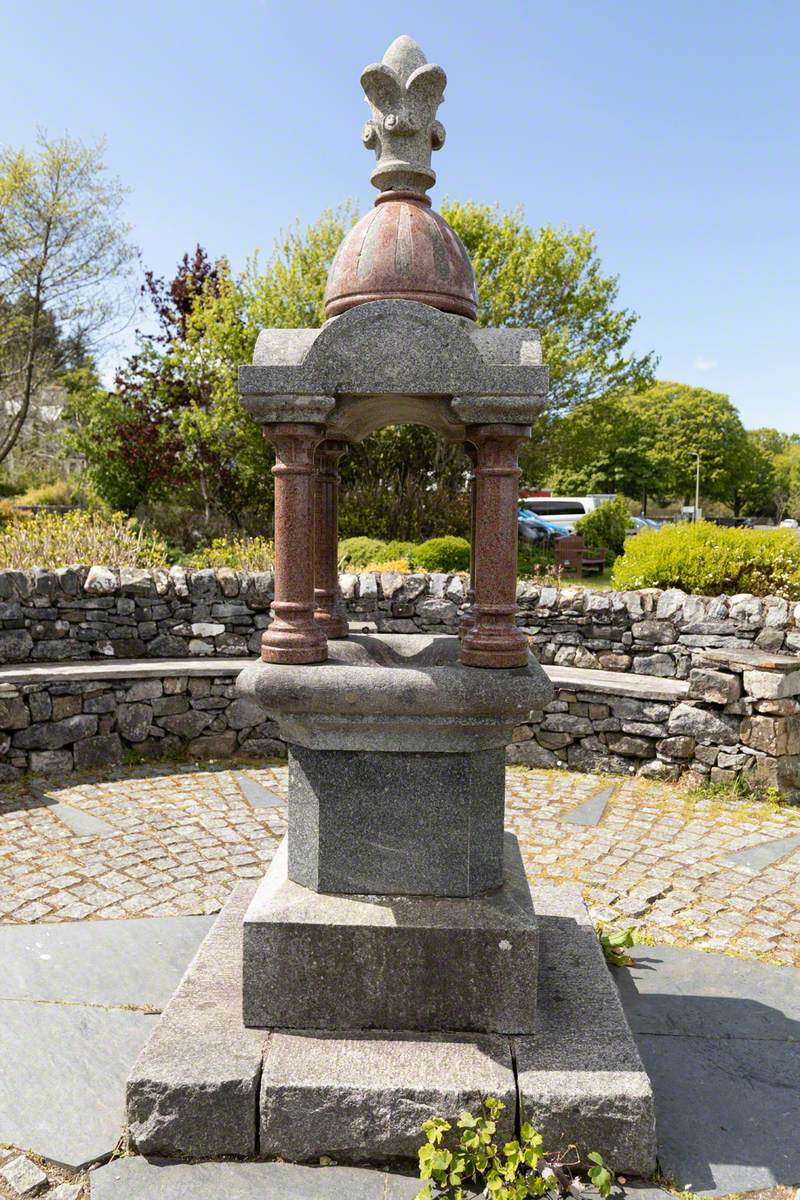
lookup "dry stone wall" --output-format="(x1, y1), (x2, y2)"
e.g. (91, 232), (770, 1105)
(514, 650), (800, 796)
(1, 567), (798, 671)
(0, 672), (283, 782)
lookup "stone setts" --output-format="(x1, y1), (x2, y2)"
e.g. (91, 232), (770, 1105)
(2, 569), (799, 673)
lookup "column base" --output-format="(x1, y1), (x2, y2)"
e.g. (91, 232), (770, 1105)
(261, 627), (328, 665)
(313, 607), (350, 639)
(461, 626), (530, 669)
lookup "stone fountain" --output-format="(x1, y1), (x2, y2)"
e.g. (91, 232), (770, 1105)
(126, 36), (656, 1173)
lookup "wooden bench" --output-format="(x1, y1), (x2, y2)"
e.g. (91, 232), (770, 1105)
(553, 535), (607, 577)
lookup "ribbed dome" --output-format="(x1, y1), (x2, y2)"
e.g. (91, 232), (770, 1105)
(324, 192), (478, 321)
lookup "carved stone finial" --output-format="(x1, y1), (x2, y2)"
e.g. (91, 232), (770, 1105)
(361, 35), (446, 196)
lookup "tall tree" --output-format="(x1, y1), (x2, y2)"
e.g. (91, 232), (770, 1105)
(544, 393), (659, 511)
(0, 132), (136, 464)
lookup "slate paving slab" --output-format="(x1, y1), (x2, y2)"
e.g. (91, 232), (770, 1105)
(0, 999), (155, 1169)
(32, 790), (116, 837)
(560, 784), (615, 826)
(0, 913), (212, 1170)
(88, 1158), (428, 1199)
(616, 944), (800, 1195)
(235, 771), (285, 809)
(0, 1153), (49, 1195)
(0, 915), (213, 1008)
(721, 831), (800, 873)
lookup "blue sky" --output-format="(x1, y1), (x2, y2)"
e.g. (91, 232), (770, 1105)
(4, 0), (799, 431)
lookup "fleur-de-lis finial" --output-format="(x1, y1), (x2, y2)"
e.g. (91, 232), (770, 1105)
(361, 35), (446, 196)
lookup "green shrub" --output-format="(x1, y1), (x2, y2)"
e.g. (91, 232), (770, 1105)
(187, 536), (274, 571)
(0, 510), (169, 569)
(611, 520), (800, 597)
(338, 537), (416, 568)
(410, 536), (470, 573)
(517, 544), (556, 579)
(17, 477), (85, 507)
(575, 496), (633, 558)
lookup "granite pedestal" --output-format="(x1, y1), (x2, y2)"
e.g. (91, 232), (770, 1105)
(127, 878), (656, 1173)
(287, 744), (505, 896)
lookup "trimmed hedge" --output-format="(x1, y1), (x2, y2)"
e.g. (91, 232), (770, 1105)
(411, 537), (470, 573)
(611, 521), (800, 597)
(338, 537), (415, 568)
(338, 536), (469, 573)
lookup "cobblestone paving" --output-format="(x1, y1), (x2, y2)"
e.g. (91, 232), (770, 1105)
(1, 763), (798, 965)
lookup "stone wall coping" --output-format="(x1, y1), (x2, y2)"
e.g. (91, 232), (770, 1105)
(0, 656), (689, 703)
(546, 666), (687, 702)
(0, 658), (250, 687)
(696, 648), (800, 673)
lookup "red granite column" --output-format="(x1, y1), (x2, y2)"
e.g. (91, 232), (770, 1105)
(262, 423), (328, 665)
(459, 443), (477, 637)
(314, 439), (350, 639)
(461, 424), (530, 669)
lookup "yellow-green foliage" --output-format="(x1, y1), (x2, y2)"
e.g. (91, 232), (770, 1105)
(17, 478), (84, 507)
(338, 538), (415, 568)
(0, 510), (169, 569)
(363, 558), (411, 573)
(187, 536), (274, 571)
(611, 520), (800, 597)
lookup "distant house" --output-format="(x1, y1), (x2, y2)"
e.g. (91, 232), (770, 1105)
(0, 382), (82, 475)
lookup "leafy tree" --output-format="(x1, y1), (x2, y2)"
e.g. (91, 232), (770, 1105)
(67, 247), (275, 526)
(442, 200), (657, 411)
(0, 131), (136, 464)
(545, 393), (658, 511)
(575, 496), (633, 557)
(744, 429), (800, 521)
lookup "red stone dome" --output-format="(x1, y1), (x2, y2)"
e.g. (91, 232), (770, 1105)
(324, 192), (478, 321)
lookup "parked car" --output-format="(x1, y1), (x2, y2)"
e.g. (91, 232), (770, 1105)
(518, 510), (570, 545)
(517, 494), (615, 532)
(780, 518), (799, 528)
(628, 516), (658, 536)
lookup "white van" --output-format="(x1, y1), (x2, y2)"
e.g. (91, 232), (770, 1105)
(519, 494), (615, 532)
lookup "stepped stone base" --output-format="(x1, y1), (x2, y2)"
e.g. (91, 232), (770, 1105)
(126, 871), (656, 1173)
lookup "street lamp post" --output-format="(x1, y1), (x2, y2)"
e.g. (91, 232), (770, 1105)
(691, 452), (701, 522)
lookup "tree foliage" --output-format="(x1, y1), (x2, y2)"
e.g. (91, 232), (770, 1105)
(442, 200), (657, 411)
(0, 132), (136, 463)
(545, 381), (777, 517)
(70, 201), (657, 539)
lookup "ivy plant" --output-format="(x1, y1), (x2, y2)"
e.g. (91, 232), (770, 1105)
(597, 924), (636, 968)
(415, 1097), (614, 1200)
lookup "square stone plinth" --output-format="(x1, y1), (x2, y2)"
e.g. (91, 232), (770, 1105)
(288, 745), (505, 896)
(242, 834), (538, 1034)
